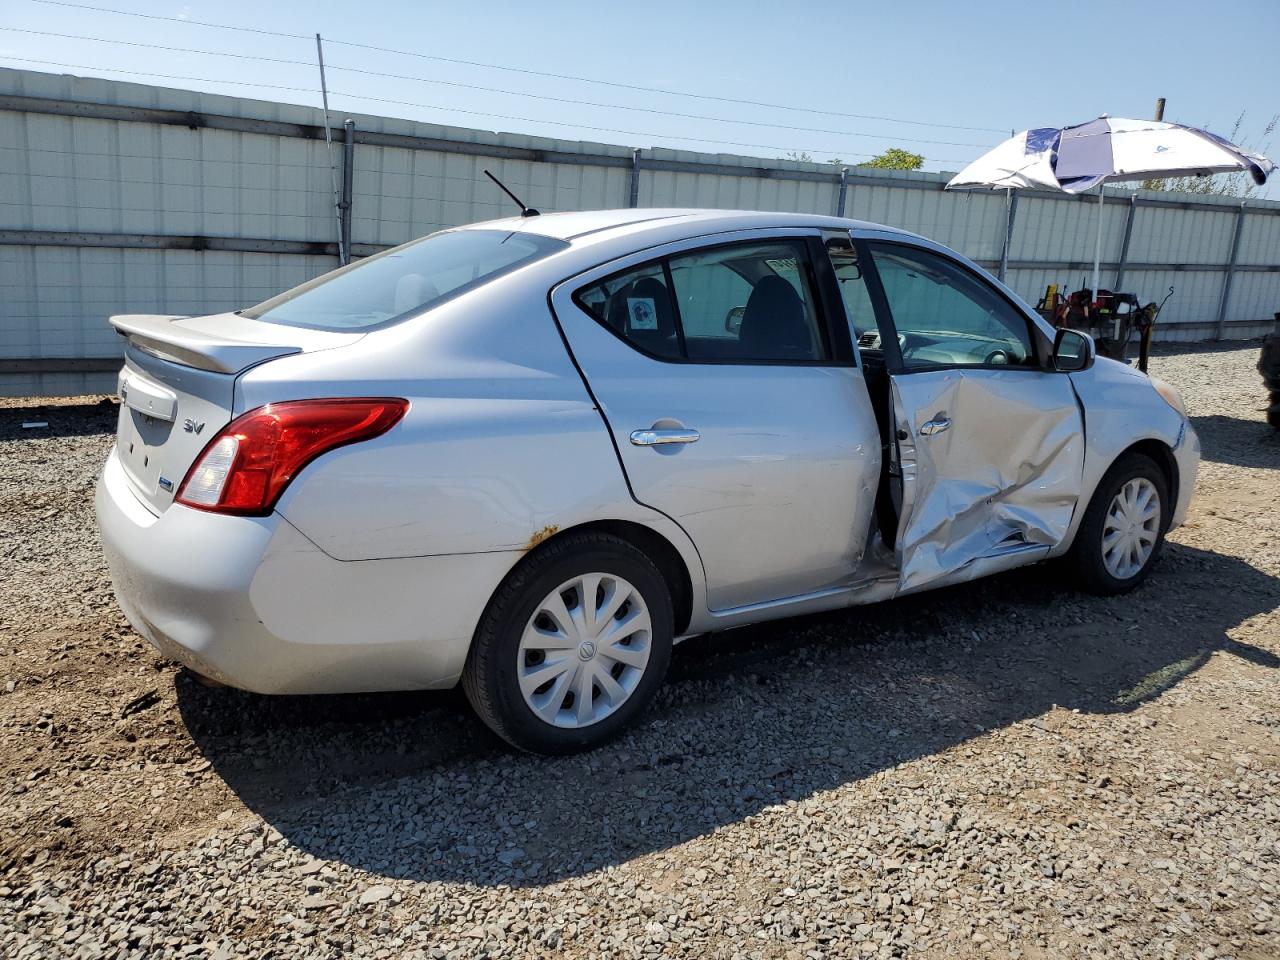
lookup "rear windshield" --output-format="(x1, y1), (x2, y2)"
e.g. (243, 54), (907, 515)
(241, 229), (568, 331)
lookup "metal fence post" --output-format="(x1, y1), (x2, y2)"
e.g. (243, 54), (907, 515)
(998, 189), (1018, 283)
(340, 119), (355, 263)
(835, 167), (849, 218)
(628, 148), (641, 208)
(1215, 201), (1248, 340)
(1114, 192), (1137, 290)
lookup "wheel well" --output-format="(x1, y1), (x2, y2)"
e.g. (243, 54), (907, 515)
(1120, 438), (1178, 508)
(526, 520), (695, 635)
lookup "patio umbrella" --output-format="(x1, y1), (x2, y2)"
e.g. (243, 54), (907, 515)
(946, 116), (1274, 298)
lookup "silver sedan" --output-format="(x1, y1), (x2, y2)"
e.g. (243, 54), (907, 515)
(96, 209), (1199, 753)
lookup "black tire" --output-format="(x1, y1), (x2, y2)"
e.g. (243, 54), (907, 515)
(462, 531), (674, 754)
(1068, 452), (1171, 595)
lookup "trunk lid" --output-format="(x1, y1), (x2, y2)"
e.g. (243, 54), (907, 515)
(109, 313), (362, 514)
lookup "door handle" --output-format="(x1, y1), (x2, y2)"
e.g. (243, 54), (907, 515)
(630, 427), (700, 446)
(919, 415), (952, 437)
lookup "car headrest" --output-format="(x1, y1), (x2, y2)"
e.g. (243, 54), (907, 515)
(739, 276), (812, 359)
(393, 274), (441, 314)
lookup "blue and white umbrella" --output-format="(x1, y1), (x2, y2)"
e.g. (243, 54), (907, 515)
(947, 116), (1274, 295)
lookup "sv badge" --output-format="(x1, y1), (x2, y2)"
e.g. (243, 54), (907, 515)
(183, 418), (205, 434)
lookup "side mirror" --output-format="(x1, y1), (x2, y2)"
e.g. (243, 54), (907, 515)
(1053, 328), (1095, 372)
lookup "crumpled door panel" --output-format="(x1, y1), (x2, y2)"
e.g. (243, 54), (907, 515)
(891, 369), (1084, 592)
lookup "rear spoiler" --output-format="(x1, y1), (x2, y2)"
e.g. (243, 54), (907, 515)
(109, 314), (303, 374)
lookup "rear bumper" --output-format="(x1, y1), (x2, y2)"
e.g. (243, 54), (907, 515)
(95, 449), (519, 694)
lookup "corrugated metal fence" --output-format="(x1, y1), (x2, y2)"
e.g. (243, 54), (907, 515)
(2, 67), (1278, 397)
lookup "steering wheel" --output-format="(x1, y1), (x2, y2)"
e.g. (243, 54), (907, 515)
(984, 348), (1011, 365)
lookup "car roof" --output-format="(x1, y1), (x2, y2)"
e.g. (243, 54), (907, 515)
(464, 208), (1055, 340)
(458, 208), (924, 246)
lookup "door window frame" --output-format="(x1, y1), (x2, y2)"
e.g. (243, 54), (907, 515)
(569, 234), (857, 368)
(855, 238), (1054, 375)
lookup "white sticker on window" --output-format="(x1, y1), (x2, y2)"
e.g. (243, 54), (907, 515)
(627, 297), (658, 331)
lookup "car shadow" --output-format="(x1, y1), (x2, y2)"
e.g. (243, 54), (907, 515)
(0, 399), (118, 441)
(1190, 413), (1280, 469)
(175, 543), (1279, 888)
(1149, 338), (1264, 358)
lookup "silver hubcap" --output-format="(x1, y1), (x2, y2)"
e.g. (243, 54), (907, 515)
(517, 573), (652, 728)
(1102, 477), (1161, 580)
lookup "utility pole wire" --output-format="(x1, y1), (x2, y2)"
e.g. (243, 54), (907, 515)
(0, 53), (975, 163)
(314, 33), (347, 266)
(23, 0), (1009, 134)
(0, 29), (993, 149)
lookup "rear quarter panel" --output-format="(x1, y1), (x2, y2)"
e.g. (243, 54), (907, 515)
(240, 268), (705, 588)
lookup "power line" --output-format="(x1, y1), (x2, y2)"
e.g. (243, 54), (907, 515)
(27, 0), (313, 41)
(2, 27), (312, 68)
(0, 55), (321, 94)
(323, 45), (1001, 137)
(21, 0), (1010, 135)
(0, 28), (994, 149)
(0, 56), (325, 96)
(328, 69), (990, 149)
(324, 89), (964, 161)
(0, 55), (972, 163)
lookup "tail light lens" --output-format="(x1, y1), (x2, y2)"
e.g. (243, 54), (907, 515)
(176, 398), (408, 515)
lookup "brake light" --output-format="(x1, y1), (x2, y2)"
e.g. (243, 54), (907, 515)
(176, 398), (408, 515)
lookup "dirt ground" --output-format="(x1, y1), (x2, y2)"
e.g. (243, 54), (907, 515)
(1, 343), (1278, 959)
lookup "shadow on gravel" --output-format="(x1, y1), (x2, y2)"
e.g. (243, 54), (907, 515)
(0, 400), (117, 441)
(1191, 413), (1280, 469)
(176, 543), (1279, 888)
(1149, 338), (1263, 358)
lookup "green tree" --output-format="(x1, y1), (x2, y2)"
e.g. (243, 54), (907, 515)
(863, 147), (924, 171)
(779, 147), (925, 170)
(1140, 112), (1276, 197)
(781, 151), (842, 165)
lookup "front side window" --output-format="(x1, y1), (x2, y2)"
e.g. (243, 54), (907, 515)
(243, 229), (568, 331)
(576, 239), (829, 363)
(868, 243), (1035, 369)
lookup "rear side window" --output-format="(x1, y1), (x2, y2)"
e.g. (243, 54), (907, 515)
(575, 261), (683, 360)
(242, 229), (568, 331)
(575, 239), (829, 363)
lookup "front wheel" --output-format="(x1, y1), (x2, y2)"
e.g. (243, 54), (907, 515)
(1068, 452), (1170, 595)
(462, 532), (673, 754)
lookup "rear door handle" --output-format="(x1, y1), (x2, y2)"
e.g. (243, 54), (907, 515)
(630, 428), (700, 446)
(919, 415), (952, 437)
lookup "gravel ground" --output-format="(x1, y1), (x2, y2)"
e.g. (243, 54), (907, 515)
(2, 343), (1278, 960)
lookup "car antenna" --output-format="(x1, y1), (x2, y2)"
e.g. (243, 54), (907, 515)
(484, 169), (540, 217)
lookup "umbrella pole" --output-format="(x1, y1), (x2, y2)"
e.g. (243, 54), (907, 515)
(1092, 185), (1103, 296)
(1091, 186), (1116, 339)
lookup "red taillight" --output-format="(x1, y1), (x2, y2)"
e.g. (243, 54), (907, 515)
(176, 398), (408, 515)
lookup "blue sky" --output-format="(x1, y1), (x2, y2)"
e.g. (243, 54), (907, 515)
(2, 0), (1277, 190)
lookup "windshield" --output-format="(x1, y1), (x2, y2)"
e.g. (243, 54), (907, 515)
(242, 229), (568, 331)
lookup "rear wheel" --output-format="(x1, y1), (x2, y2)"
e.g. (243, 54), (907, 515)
(462, 532), (673, 754)
(1069, 452), (1170, 595)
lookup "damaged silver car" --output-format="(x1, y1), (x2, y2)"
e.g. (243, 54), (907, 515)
(97, 209), (1199, 754)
